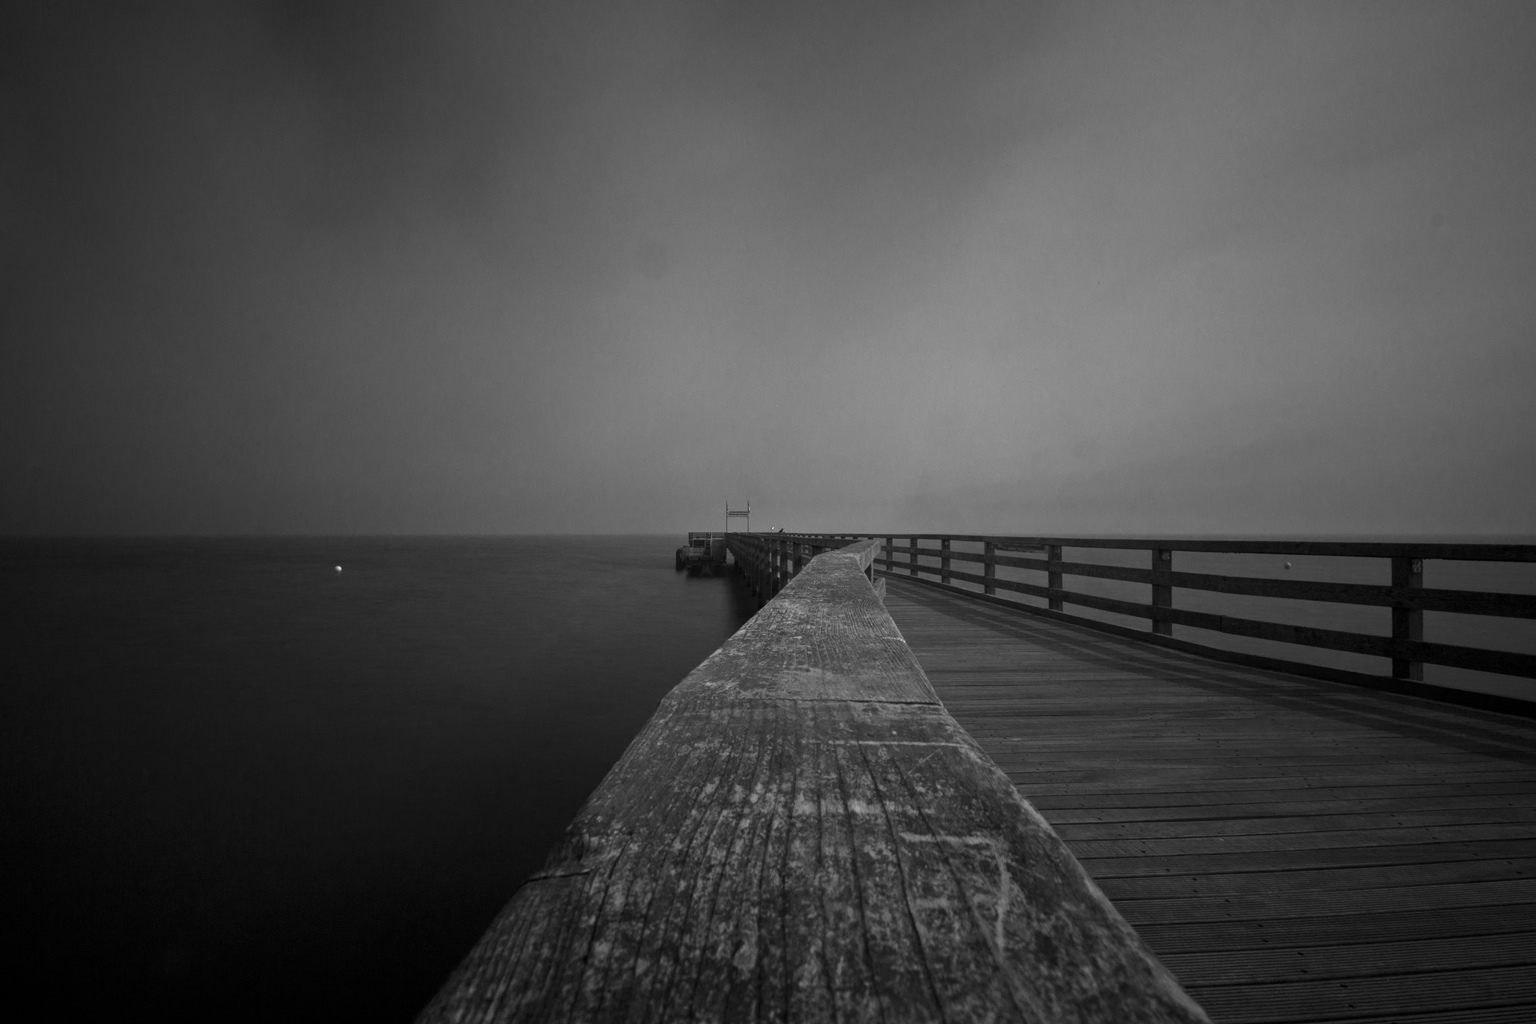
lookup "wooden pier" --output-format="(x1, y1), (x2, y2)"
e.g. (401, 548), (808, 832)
(420, 534), (1536, 1024)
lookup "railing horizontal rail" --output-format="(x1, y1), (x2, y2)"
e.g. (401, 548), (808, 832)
(875, 553), (1536, 618)
(787, 533), (1536, 561)
(933, 554), (1536, 619)
(873, 559), (1127, 611)
(1168, 570), (1536, 618)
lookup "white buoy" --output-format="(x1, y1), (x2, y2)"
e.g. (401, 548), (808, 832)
(335, 566), (343, 572)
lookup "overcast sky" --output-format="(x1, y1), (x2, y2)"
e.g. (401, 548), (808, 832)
(3, 1), (1534, 535)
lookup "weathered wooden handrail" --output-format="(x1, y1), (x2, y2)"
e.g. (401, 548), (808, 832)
(727, 532), (872, 605)
(747, 533), (1533, 716)
(418, 539), (1208, 1023)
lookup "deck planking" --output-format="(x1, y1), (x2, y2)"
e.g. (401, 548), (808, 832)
(880, 578), (1536, 1024)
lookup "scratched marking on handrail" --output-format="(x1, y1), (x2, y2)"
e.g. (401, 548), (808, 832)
(899, 832), (1012, 957)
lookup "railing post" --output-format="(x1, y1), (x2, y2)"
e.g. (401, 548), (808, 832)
(755, 538), (766, 606)
(909, 537), (919, 577)
(941, 538), (952, 585)
(885, 537), (894, 575)
(1152, 548), (1173, 636)
(984, 541), (996, 595)
(1047, 544), (1063, 611)
(1392, 555), (1424, 680)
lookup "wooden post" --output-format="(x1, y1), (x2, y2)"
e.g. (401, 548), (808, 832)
(885, 536), (894, 574)
(1392, 555), (1424, 680)
(984, 541), (996, 595)
(909, 536), (919, 577)
(1152, 548), (1173, 636)
(940, 538), (951, 585)
(1047, 544), (1063, 611)
(749, 540), (760, 597)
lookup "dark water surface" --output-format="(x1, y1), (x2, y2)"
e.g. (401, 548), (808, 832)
(2, 536), (755, 1023)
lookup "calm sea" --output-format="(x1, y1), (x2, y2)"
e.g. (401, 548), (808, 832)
(1, 536), (756, 1024)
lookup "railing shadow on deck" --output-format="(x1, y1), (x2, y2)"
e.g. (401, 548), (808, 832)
(418, 538), (1210, 1024)
(731, 533), (1536, 720)
(898, 585), (1536, 766)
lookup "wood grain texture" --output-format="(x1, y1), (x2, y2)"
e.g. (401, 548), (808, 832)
(417, 544), (1207, 1024)
(881, 579), (1536, 1024)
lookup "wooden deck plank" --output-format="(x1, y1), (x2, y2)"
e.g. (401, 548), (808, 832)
(1077, 838), (1536, 877)
(1042, 796), (1536, 823)
(1068, 823), (1536, 857)
(1303, 1009), (1536, 1024)
(1052, 808), (1536, 839)
(1025, 781), (1536, 806)
(1156, 932), (1536, 984)
(1012, 767), (1536, 789)
(1129, 900), (1536, 951)
(1096, 857), (1536, 897)
(881, 578), (1536, 1024)
(1188, 965), (1536, 1024)
(1110, 877), (1536, 922)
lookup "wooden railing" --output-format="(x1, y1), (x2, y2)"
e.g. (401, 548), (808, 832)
(725, 532), (873, 603)
(418, 539), (1209, 1023)
(736, 533), (1536, 717)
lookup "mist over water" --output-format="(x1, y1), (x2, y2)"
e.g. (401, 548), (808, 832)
(1, 535), (755, 1024)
